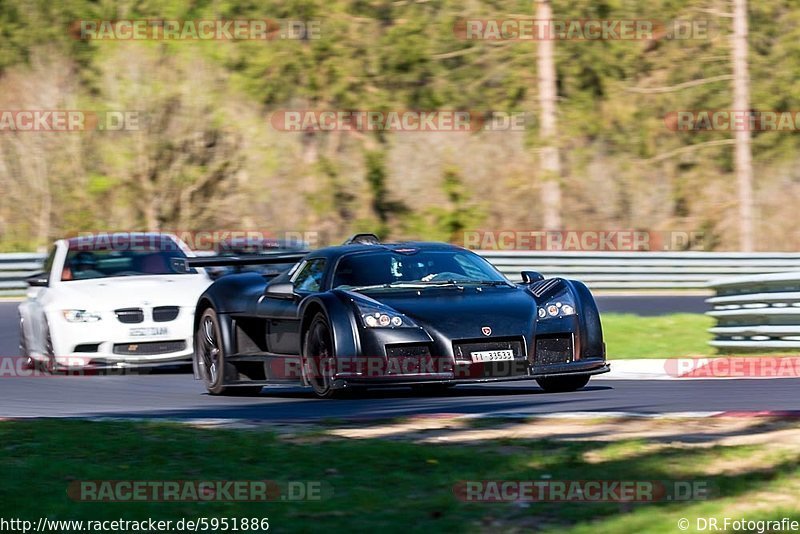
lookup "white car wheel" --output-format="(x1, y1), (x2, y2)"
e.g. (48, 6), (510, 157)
(43, 322), (57, 374)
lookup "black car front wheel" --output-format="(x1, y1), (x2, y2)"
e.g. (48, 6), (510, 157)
(196, 308), (262, 396)
(535, 375), (591, 393)
(303, 313), (341, 399)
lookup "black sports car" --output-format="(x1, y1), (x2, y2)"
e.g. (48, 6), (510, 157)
(187, 234), (608, 398)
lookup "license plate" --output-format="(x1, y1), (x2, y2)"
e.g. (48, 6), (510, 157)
(471, 349), (515, 362)
(129, 327), (168, 337)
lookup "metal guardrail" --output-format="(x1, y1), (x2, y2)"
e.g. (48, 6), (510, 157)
(1, 251), (799, 296)
(707, 272), (800, 351)
(0, 253), (46, 296)
(479, 251), (800, 289)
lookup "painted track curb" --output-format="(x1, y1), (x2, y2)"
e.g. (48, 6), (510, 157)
(605, 358), (800, 380)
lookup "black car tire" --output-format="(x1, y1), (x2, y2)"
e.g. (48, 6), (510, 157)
(535, 375), (591, 393)
(303, 313), (341, 399)
(196, 308), (262, 396)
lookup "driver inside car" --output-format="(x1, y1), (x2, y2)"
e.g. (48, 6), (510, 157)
(65, 251), (104, 280)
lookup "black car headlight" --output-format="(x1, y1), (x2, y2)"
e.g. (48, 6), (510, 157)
(353, 300), (418, 328)
(536, 291), (577, 320)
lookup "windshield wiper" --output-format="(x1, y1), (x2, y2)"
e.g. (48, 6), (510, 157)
(422, 279), (509, 287)
(347, 279), (509, 291)
(414, 279), (468, 289)
(347, 281), (427, 292)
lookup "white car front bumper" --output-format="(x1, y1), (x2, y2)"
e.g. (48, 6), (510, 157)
(43, 306), (196, 369)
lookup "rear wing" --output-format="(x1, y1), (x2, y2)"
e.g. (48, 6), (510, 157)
(174, 252), (309, 272)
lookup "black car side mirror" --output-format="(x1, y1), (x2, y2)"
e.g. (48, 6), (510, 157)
(521, 271), (545, 284)
(265, 282), (295, 299)
(26, 273), (49, 287)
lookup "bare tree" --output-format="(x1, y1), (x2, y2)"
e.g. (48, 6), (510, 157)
(536, 0), (562, 230)
(732, 0), (754, 251)
(628, 1), (754, 251)
(0, 51), (80, 249)
(96, 47), (245, 232)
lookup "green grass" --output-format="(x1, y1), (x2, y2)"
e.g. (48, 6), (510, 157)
(2, 420), (799, 533)
(602, 313), (716, 359)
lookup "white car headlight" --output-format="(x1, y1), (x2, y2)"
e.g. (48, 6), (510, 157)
(62, 310), (102, 323)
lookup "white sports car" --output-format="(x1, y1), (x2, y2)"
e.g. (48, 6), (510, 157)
(18, 233), (212, 372)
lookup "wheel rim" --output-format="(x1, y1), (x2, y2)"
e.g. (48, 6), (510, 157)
(198, 316), (221, 387)
(306, 322), (333, 396)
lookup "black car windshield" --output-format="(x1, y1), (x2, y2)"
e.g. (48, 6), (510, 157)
(62, 239), (193, 281)
(333, 249), (507, 289)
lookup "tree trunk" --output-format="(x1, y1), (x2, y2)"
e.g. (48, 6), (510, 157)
(536, 0), (562, 230)
(732, 0), (754, 251)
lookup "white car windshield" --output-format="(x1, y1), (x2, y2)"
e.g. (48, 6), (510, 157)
(61, 242), (193, 281)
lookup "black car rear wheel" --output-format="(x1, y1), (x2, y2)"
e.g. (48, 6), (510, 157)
(535, 375), (591, 393)
(196, 308), (262, 396)
(303, 313), (340, 399)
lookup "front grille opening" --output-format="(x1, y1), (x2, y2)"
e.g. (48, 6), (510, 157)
(153, 306), (179, 322)
(386, 344), (432, 359)
(112, 340), (186, 355)
(385, 344), (433, 375)
(534, 334), (574, 366)
(73, 343), (100, 353)
(115, 308), (144, 324)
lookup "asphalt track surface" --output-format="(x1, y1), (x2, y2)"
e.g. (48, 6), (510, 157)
(3, 298), (796, 422)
